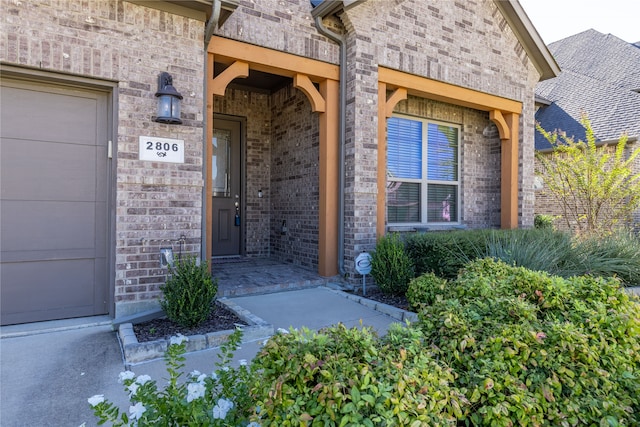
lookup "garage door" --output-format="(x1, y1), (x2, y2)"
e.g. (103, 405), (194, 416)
(1, 79), (110, 325)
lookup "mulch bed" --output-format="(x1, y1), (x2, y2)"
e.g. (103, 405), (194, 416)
(352, 286), (411, 312)
(133, 302), (247, 343)
(132, 288), (411, 343)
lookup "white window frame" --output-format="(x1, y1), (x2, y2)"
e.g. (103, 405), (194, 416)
(387, 114), (461, 227)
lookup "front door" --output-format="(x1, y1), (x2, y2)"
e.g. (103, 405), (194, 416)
(212, 118), (242, 256)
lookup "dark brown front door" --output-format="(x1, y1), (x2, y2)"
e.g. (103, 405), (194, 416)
(211, 118), (242, 257)
(0, 78), (110, 325)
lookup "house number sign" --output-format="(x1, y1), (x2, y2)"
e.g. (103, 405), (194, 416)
(139, 136), (184, 163)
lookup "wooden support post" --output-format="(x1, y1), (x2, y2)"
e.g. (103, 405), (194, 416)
(490, 110), (520, 229)
(318, 79), (339, 276)
(377, 84), (407, 238)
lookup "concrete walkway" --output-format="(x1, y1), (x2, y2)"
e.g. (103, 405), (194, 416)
(0, 287), (407, 427)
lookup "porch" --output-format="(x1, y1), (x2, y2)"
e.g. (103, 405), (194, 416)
(212, 257), (344, 297)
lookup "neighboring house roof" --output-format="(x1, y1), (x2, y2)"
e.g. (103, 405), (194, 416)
(535, 29), (640, 151)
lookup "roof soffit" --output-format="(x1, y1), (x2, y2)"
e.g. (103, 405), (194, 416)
(494, 0), (560, 81)
(127, 0), (238, 23)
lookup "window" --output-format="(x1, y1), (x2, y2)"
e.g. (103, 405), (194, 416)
(387, 116), (460, 224)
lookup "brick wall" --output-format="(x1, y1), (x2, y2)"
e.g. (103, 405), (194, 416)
(1, 0), (206, 317)
(270, 84), (320, 269)
(213, 0), (339, 64)
(336, 0), (539, 273)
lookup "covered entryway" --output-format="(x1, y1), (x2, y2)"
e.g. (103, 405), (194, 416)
(1, 76), (111, 325)
(206, 37), (340, 276)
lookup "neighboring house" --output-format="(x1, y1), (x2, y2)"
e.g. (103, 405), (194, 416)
(0, 0), (558, 325)
(534, 29), (640, 229)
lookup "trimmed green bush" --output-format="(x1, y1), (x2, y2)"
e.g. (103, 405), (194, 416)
(406, 272), (448, 311)
(404, 229), (493, 280)
(251, 324), (465, 426)
(160, 255), (218, 328)
(249, 259), (640, 425)
(418, 258), (640, 425)
(370, 233), (414, 295)
(405, 228), (640, 286)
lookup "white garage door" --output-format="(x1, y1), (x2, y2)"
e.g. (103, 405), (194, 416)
(1, 78), (110, 325)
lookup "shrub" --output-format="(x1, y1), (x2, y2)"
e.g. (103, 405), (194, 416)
(417, 258), (640, 425)
(480, 228), (579, 277)
(89, 330), (258, 426)
(536, 115), (640, 233)
(250, 324), (465, 426)
(573, 230), (640, 286)
(406, 272), (449, 311)
(405, 228), (640, 283)
(370, 233), (414, 295)
(404, 230), (474, 280)
(534, 214), (555, 229)
(160, 255), (218, 328)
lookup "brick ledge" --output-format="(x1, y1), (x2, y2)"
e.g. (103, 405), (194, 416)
(118, 298), (273, 367)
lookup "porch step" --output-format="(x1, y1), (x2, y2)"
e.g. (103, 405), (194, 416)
(211, 257), (341, 298)
(217, 276), (328, 297)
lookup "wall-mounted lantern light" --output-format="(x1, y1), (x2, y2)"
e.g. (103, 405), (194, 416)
(155, 72), (183, 124)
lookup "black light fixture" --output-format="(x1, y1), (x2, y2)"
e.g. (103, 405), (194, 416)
(154, 72), (183, 124)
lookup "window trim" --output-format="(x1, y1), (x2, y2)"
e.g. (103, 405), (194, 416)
(387, 114), (461, 227)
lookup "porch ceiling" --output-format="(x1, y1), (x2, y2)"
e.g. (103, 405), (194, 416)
(214, 62), (292, 93)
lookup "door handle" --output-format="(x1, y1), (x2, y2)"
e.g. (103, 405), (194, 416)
(234, 202), (240, 226)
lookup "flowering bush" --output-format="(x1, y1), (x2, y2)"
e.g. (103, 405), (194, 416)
(88, 329), (260, 426)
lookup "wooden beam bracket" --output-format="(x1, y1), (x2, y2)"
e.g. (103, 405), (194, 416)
(489, 109), (510, 140)
(211, 61), (249, 96)
(294, 74), (326, 113)
(385, 87), (407, 118)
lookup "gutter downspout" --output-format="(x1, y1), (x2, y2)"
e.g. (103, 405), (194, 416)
(204, 0), (222, 46)
(201, 0), (222, 262)
(313, 14), (347, 276)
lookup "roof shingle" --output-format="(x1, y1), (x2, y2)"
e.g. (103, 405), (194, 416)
(535, 29), (640, 150)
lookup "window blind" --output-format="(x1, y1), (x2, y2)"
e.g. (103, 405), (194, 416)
(388, 117), (422, 179)
(427, 123), (458, 181)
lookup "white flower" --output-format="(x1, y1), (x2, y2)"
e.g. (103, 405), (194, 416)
(127, 382), (140, 396)
(197, 373), (207, 383)
(136, 374), (152, 385)
(239, 359), (248, 366)
(186, 382), (206, 402)
(277, 328), (290, 334)
(190, 370), (201, 377)
(210, 371), (218, 381)
(247, 423), (261, 427)
(169, 333), (188, 345)
(118, 371), (135, 383)
(87, 395), (105, 407)
(129, 402), (146, 420)
(212, 398), (234, 419)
